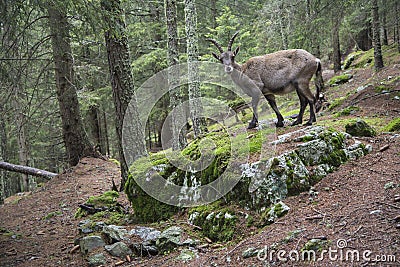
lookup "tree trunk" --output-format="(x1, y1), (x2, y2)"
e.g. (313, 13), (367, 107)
(0, 161), (57, 180)
(165, 0), (187, 150)
(396, 2), (400, 53)
(88, 105), (102, 153)
(381, 11), (388, 46)
(184, 0), (207, 138)
(0, 104), (5, 204)
(13, 97), (31, 191)
(332, 17), (342, 73)
(48, 3), (93, 166)
(371, 0), (384, 70)
(101, 0), (146, 191)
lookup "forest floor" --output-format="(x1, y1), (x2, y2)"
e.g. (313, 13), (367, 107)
(1, 59), (400, 266)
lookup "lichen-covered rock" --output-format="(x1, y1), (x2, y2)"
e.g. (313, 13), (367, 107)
(87, 253), (106, 267)
(102, 225), (127, 244)
(301, 238), (329, 253)
(176, 248), (197, 261)
(259, 201), (290, 226)
(104, 241), (132, 258)
(155, 226), (183, 253)
(242, 247), (260, 258)
(345, 119), (376, 137)
(188, 206), (237, 242)
(79, 236), (105, 254)
(129, 226), (161, 242)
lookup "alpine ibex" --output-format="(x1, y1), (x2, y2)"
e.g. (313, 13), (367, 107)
(207, 31), (324, 128)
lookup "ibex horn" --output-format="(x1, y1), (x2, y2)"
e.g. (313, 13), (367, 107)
(227, 31), (239, 51)
(206, 38), (224, 53)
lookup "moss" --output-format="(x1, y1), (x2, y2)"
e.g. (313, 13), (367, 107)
(335, 106), (360, 117)
(328, 74), (353, 86)
(384, 117), (400, 132)
(259, 202), (290, 226)
(345, 119), (376, 137)
(374, 85), (389, 93)
(188, 204), (237, 242)
(87, 191), (119, 206)
(328, 96), (346, 111)
(43, 211), (62, 220)
(301, 238), (329, 254)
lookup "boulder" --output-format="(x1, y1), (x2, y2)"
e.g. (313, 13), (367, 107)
(345, 119), (376, 137)
(87, 253), (106, 267)
(155, 226), (183, 253)
(79, 236), (105, 254)
(104, 241), (132, 258)
(102, 225), (127, 244)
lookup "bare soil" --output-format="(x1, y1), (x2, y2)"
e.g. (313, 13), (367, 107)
(1, 65), (399, 267)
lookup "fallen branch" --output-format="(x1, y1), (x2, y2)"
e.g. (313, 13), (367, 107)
(0, 161), (58, 180)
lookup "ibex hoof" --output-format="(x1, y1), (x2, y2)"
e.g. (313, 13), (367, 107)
(247, 123), (257, 129)
(291, 120), (301, 126)
(275, 121), (284, 127)
(304, 121), (313, 126)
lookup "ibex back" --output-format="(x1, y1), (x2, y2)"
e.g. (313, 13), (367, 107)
(208, 31), (324, 128)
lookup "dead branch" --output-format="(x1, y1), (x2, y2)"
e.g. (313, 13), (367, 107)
(0, 161), (57, 180)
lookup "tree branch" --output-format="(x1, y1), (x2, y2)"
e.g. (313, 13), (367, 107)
(0, 161), (58, 180)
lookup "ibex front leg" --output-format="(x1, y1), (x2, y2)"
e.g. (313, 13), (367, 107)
(248, 95), (259, 129)
(264, 94), (284, 127)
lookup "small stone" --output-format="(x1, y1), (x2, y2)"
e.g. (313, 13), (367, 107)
(79, 236), (105, 254)
(176, 248), (197, 261)
(102, 225), (127, 243)
(370, 210), (382, 215)
(105, 241), (132, 258)
(87, 253), (106, 267)
(132, 243), (159, 257)
(129, 226), (161, 242)
(242, 247), (259, 258)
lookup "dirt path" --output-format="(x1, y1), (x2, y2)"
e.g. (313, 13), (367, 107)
(0, 158), (122, 267)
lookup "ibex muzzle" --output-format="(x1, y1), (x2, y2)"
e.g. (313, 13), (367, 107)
(207, 31), (324, 129)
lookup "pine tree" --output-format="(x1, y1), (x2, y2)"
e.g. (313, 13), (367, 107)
(371, 0), (384, 70)
(184, 0), (207, 137)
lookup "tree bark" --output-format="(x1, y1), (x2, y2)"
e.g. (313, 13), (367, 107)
(0, 104), (5, 204)
(101, 0), (146, 191)
(165, 0), (187, 150)
(332, 16), (342, 73)
(371, 0), (384, 70)
(0, 161), (57, 180)
(48, 3), (93, 166)
(184, 0), (207, 138)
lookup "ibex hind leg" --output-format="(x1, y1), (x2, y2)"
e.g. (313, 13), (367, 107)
(292, 90), (307, 126)
(248, 96), (259, 129)
(295, 82), (316, 126)
(264, 94), (284, 127)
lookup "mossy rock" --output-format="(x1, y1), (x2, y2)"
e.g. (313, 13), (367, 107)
(74, 191), (127, 225)
(335, 106), (360, 117)
(345, 119), (376, 137)
(188, 204), (237, 242)
(328, 74), (353, 86)
(259, 201), (290, 226)
(384, 118), (400, 132)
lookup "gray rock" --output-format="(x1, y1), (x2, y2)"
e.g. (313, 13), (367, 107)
(105, 241), (132, 258)
(242, 247), (259, 258)
(260, 201), (290, 226)
(79, 236), (105, 254)
(156, 226), (183, 253)
(181, 238), (200, 247)
(176, 248), (197, 261)
(78, 219), (93, 234)
(102, 225), (127, 243)
(132, 242), (159, 256)
(296, 139), (331, 166)
(345, 119), (376, 137)
(129, 226), (161, 242)
(87, 253), (106, 267)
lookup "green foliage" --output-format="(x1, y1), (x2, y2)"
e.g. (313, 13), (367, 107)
(328, 74), (353, 86)
(335, 106), (360, 117)
(384, 118), (400, 132)
(188, 204), (238, 242)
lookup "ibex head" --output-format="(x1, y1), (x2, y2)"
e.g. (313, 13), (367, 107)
(207, 31), (240, 74)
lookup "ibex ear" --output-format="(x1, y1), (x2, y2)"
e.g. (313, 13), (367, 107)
(233, 46), (240, 56)
(212, 52), (220, 61)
